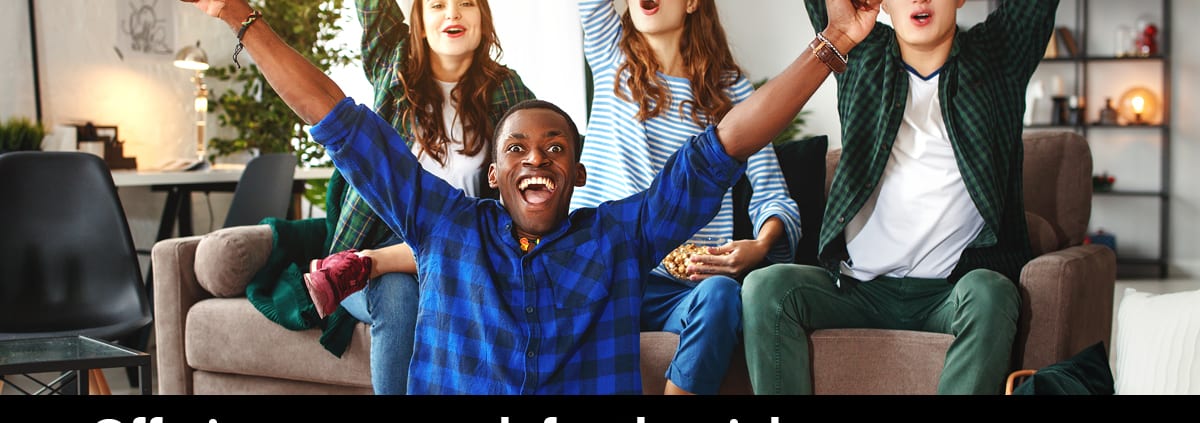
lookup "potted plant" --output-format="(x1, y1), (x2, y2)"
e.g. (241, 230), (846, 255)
(0, 117), (46, 154)
(206, 0), (357, 209)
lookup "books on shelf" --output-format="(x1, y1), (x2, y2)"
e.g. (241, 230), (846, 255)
(1057, 26), (1080, 58)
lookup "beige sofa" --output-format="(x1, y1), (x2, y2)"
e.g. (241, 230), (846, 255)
(154, 131), (1113, 395)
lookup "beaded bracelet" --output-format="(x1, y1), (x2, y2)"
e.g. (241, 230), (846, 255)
(232, 9), (263, 69)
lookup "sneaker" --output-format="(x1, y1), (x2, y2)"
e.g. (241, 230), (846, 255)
(303, 249), (373, 319)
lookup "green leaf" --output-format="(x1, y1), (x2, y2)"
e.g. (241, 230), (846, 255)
(207, 0), (351, 209)
(0, 117), (46, 152)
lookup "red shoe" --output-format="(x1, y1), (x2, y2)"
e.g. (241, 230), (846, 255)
(303, 249), (373, 319)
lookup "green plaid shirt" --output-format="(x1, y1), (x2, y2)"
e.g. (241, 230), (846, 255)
(330, 0), (536, 253)
(806, 0), (1058, 282)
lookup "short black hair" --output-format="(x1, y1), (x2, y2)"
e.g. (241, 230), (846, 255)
(492, 99), (583, 161)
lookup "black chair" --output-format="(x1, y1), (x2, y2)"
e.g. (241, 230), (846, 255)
(0, 151), (153, 394)
(124, 152), (297, 387)
(222, 152), (298, 228)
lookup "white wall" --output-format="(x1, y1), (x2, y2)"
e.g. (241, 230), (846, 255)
(718, 0), (840, 146)
(491, 0), (587, 131)
(1, 1), (37, 122)
(1171, 0), (1200, 277)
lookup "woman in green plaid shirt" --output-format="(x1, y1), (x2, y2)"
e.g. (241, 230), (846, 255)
(742, 0), (1058, 394)
(303, 0), (535, 394)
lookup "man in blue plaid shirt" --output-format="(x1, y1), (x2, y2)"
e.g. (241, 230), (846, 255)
(182, 0), (876, 394)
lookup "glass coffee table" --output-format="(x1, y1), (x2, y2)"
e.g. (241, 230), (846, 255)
(0, 335), (151, 395)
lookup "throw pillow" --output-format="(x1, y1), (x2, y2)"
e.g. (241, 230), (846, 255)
(194, 224), (274, 297)
(1113, 287), (1200, 394)
(1012, 341), (1114, 395)
(732, 135), (829, 267)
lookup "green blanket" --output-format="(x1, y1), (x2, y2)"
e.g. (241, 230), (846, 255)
(244, 172), (359, 357)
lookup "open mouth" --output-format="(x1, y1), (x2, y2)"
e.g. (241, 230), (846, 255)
(518, 176), (557, 205)
(640, 0), (659, 13)
(911, 11), (932, 25)
(444, 25), (465, 35)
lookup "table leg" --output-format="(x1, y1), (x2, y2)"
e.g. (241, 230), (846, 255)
(178, 190), (194, 237)
(155, 187), (181, 242)
(77, 369), (89, 395)
(140, 363), (152, 395)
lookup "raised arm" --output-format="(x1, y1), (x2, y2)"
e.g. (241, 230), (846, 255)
(578, 0), (623, 69)
(356, 0), (410, 104)
(716, 0), (880, 161)
(975, 0), (1059, 82)
(182, 0), (345, 124)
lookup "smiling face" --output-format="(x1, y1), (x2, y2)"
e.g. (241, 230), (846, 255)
(628, 0), (696, 37)
(883, 0), (965, 51)
(419, 0), (485, 63)
(487, 103), (586, 237)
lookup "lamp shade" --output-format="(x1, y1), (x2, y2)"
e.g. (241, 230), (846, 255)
(173, 41), (210, 71)
(1117, 86), (1160, 125)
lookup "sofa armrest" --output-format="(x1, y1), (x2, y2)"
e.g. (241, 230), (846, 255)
(152, 224), (275, 394)
(1016, 244), (1116, 371)
(151, 234), (207, 395)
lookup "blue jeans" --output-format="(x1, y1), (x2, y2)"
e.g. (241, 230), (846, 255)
(340, 235), (419, 395)
(641, 273), (743, 394)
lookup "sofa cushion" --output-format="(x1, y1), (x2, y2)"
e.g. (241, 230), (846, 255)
(194, 225), (273, 297)
(1025, 211), (1060, 256)
(811, 328), (953, 394)
(185, 297), (371, 388)
(1021, 131), (1092, 247)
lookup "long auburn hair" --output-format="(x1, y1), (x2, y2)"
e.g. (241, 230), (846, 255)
(616, 0), (743, 126)
(400, 0), (509, 166)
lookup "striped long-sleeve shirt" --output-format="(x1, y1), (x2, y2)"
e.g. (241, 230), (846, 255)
(570, 0), (802, 280)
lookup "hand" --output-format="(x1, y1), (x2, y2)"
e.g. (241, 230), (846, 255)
(685, 239), (770, 282)
(823, 0), (882, 54)
(180, 0), (225, 18)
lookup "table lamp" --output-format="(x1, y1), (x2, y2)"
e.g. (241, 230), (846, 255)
(1118, 86), (1159, 126)
(174, 41), (210, 162)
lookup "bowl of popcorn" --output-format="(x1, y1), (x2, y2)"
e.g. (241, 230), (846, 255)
(662, 237), (728, 280)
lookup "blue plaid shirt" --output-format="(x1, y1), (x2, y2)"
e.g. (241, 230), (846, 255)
(310, 98), (745, 394)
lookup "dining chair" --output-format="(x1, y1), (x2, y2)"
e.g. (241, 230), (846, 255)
(0, 151), (153, 394)
(222, 152), (298, 228)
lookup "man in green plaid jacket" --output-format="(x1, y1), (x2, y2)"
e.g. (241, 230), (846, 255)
(742, 0), (1059, 394)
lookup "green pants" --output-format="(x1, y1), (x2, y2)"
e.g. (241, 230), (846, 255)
(741, 264), (1020, 395)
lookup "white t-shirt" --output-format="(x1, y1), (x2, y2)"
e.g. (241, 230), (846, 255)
(410, 80), (487, 197)
(841, 68), (985, 280)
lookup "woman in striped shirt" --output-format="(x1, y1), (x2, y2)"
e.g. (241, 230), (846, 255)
(571, 0), (802, 395)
